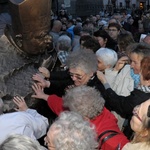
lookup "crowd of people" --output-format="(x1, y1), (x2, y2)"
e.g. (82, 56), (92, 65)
(0, 1), (150, 150)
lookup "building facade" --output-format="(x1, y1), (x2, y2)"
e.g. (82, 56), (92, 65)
(53, 0), (149, 17)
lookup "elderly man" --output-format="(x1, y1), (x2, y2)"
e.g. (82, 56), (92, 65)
(32, 85), (129, 150)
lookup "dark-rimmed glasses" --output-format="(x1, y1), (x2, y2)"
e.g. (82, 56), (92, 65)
(69, 72), (86, 80)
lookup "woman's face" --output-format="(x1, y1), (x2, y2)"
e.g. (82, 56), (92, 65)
(97, 37), (107, 48)
(130, 53), (143, 74)
(130, 100), (150, 133)
(69, 68), (93, 86)
(97, 57), (107, 71)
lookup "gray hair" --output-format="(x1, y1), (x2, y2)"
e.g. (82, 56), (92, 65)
(0, 134), (42, 150)
(66, 49), (98, 74)
(96, 48), (118, 68)
(0, 98), (4, 115)
(63, 85), (105, 119)
(130, 43), (150, 58)
(57, 35), (71, 51)
(52, 111), (98, 150)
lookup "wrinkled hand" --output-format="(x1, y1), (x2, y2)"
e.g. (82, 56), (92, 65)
(32, 83), (48, 101)
(39, 67), (50, 79)
(13, 96), (28, 111)
(32, 73), (50, 88)
(114, 56), (129, 71)
(96, 71), (107, 84)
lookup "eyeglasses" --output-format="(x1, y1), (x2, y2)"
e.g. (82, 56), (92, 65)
(133, 105), (142, 122)
(44, 136), (55, 149)
(69, 72), (86, 80)
(108, 29), (118, 32)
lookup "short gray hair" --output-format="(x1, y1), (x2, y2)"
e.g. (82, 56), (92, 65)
(96, 48), (118, 68)
(52, 111), (98, 150)
(63, 85), (105, 119)
(66, 49), (98, 74)
(0, 134), (42, 150)
(57, 35), (71, 51)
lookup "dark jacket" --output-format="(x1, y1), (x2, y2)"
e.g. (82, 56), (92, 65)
(105, 88), (150, 117)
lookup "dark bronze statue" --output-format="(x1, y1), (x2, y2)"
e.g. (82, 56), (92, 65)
(0, 0), (57, 115)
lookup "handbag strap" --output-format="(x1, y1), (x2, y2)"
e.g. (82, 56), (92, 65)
(97, 130), (119, 149)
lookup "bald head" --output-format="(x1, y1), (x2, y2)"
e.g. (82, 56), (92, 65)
(52, 20), (62, 32)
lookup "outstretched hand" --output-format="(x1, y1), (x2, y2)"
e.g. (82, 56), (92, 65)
(13, 96), (28, 111)
(38, 67), (50, 79)
(32, 73), (50, 88)
(32, 83), (49, 101)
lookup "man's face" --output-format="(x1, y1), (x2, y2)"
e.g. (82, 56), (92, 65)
(130, 53), (143, 74)
(108, 27), (120, 40)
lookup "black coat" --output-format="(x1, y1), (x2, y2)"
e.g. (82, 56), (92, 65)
(105, 88), (150, 118)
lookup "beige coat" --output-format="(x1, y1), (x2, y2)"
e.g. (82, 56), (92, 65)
(122, 142), (150, 150)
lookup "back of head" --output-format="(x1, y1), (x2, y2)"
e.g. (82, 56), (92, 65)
(117, 32), (135, 52)
(96, 48), (118, 68)
(66, 49), (98, 74)
(56, 35), (71, 51)
(0, 134), (42, 150)
(81, 37), (100, 53)
(52, 20), (62, 32)
(63, 85), (105, 119)
(73, 25), (82, 36)
(52, 111), (98, 150)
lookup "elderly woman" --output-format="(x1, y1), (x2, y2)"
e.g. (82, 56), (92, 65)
(45, 111), (98, 150)
(96, 48), (118, 72)
(96, 48), (134, 129)
(0, 134), (45, 150)
(122, 99), (150, 150)
(32, 85), (129, 150)
(32, 49), (106, 97)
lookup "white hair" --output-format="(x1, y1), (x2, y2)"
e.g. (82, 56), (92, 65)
(96, 48), (118, 68)
(57, 35), (71, 51)
(51, 111), (98, 150)
(0, 134), (43, 150)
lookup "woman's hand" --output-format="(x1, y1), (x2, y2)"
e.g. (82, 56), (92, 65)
(32, 83), (49, 101)
(96, 71), (107, 84)
(32, 73), (50, 88)
(113, 56), (129, 71)
(13, 96), (28, 111)
(38, 67), (50, 79)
